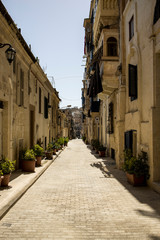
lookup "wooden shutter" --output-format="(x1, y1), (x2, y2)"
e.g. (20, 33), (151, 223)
(109, 102), (114, 134)
(125, 130), (133, 151)
(129, 64), (137, 98)
(20, 69), (24, 106)
(44, 97), (48, 119)
(39, 87), (41, 113)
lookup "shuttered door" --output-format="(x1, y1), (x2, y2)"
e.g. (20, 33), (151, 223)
(129, 64), (137, 99)
(125, 130), (133, 151)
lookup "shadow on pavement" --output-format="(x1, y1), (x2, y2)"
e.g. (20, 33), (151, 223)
(149, 235), (160, 240)
(89, 145), (160, 219)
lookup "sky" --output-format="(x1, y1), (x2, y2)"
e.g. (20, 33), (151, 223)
(1, 0), (90, 108)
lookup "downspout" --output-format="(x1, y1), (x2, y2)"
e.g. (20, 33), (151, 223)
(8, 76), (13, 161)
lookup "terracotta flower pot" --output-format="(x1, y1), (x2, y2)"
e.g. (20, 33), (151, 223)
(98, 151), (106, 157)
(53, 149), (57, 155)
(22, 160), (35, 172)
(126, 172), (146, 186)
(0, 176), (2, 187)
(36, 156), (42, 166)
(1, 174), (11, 187)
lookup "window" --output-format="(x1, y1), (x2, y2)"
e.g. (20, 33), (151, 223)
(128, 64), (138, 101)
(44, 96), (48, 119)
(20, 68), (24, 106)
(129, 16), (134, 40)
(39, 87), (41, 113)
(153, 0), (160, 24)
(107, 37), (117, 56)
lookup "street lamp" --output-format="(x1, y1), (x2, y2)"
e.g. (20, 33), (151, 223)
(0, 43), (16, 64)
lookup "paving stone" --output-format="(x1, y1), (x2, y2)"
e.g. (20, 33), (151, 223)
(0, 139), (160, 239)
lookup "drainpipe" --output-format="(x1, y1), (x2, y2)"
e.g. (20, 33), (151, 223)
(8, 76), (13, 161)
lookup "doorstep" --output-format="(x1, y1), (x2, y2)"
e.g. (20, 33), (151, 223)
(0, 150), (63, 219)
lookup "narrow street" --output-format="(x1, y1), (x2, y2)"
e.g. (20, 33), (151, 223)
(0, 139), (160, 240)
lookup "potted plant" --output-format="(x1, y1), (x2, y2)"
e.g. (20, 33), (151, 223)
(94, 140), (100, 153)
(91, 139), (96, 150)
(64, 137), (69, 146)
(22, 149), (36, 172)
(0, 157), (16, 187)
(0, 169), (3, 187)
(33, 144), (44, 166)
(123, 150), (150, 186)
(82, 135), (86, 142)
(57, 137), (64, 148)
(51, 142), (57, 155)
(98, 145), (106, 157)
(45, 143), (53, 159)
(55, 142), (61, 152)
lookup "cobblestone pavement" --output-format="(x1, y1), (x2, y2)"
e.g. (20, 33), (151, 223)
(0, 139), (160, 240)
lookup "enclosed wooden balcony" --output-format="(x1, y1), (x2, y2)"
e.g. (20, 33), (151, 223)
(100, 57), (119, 95)
(93, 0), (119, 45)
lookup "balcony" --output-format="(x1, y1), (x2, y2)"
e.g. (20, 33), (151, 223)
(99, 57), (119, 95)
(93, 0), (119, 45)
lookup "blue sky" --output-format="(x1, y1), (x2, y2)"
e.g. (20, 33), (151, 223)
(1, 0), (90, 108)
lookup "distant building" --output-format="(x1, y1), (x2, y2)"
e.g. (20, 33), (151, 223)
(61, 107), (82, 139)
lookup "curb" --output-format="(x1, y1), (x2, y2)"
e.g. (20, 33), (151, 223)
(0, 149), (63, 219)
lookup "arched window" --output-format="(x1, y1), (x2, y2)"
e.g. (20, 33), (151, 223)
(107, 37), (117, 56)
(153, 0), (160, 24)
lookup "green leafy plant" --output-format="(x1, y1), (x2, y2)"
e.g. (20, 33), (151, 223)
(0, 157), (16, 174)
(33, 144), (44, 156)
(0, 169), (3, 176)
(82, 135), (86, 142)
(93, 140), (100, 150)
(57, 137), (64, 146)
(55, 142), (60, 150)
(123, 150), (150, 179)
(98, 145), (106, 151)
(64, 137), (69, 143)
(24, 149), (35, 161)
(46, 143), (53, 152)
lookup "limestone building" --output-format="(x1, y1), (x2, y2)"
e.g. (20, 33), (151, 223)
(0, 1), (61, 168)
(82, 0), (160, 192)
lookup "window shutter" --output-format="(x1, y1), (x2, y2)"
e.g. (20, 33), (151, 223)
(108, 102), (114, 134)
(39, 87), (41, 113)
(125, 130), (133, 151)
(20, 69), (24, 106)
(44, 97), (48, 119)
(153, 0), (160, 24)
(129, 64), (137, 98)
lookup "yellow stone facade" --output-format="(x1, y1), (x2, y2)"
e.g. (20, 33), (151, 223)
(0, 2), (62, 168)
(82, 0), (160, 192)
